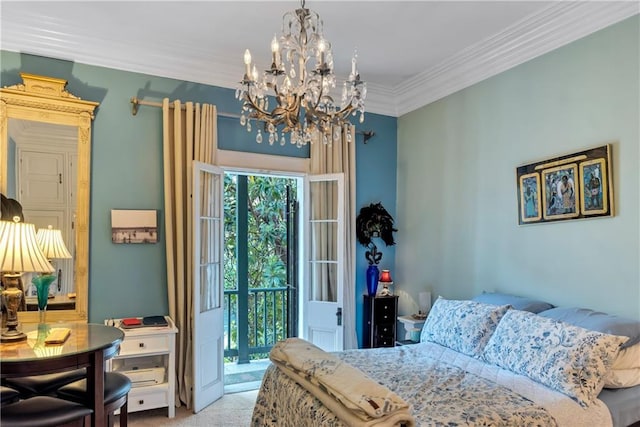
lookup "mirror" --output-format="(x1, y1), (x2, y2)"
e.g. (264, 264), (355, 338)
(1, 73), (98, 323)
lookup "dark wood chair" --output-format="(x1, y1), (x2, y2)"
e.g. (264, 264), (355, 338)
(3, 369), (86, 398)
(0, 385), (20, 404)
(0, 395), (92, 427)
(57, 372), (132, 427)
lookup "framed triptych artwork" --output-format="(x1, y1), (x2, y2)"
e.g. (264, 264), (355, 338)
(516, 145), (613, 225)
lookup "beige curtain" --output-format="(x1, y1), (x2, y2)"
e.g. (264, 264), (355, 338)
(310, 126), (357, 349)
(163, 99), (217, 408)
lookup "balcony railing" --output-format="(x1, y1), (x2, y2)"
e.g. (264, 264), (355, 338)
(224, 286), (288, 363)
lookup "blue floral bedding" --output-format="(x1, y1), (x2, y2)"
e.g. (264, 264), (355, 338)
(252, 343), (559, 426)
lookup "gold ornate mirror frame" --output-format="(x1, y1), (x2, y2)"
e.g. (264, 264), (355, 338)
(0, 73), (98, 323)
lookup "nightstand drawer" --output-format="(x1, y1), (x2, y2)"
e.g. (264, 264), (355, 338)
(375, 323), (394, 337)
(373, 303), (395, 323)
(374, 299), (395, 312)
(375, 336), (395, 347)
(119, 335), (171, 356)
(128, 386), (169, 412)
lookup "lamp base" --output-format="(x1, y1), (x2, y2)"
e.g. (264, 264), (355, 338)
(1, 273), (27, 342)
(378, 284), (392, 296)
(1, 328), (27, 342)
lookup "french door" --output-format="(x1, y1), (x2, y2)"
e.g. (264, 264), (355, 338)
(191, 164), (346, 412)
(192, 161), (224, 412)
(302, 173), (345, 352)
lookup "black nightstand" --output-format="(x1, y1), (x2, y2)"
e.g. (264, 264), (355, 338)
(363, 295), (398, 348)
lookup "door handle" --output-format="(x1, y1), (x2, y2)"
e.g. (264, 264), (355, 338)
(336, 307), (342, 326)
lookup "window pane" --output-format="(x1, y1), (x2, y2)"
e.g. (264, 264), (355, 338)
(200, 218), (220, 264)
(200, 263), (220, 312)
(310, 261), (337, 302)
(310, 222), (337, 262)
(310, 180), (337, 220)
(199, 171), (221, 218)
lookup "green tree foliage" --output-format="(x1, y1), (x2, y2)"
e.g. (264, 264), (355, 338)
(224, 174), (295, 361)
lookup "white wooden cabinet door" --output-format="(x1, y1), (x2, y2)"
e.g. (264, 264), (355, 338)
(18, 150), (66, 208)
(17, 147), (76, 295)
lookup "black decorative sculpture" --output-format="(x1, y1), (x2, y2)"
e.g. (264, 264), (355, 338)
(356, 202), (397, 262)
(356, 202), (397, 296)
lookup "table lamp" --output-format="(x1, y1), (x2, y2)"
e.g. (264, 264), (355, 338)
(36, 225), (72, 260)
(36, 225), (72, 292)
(419, 291), (431, 316)
(378, 269), (394, 296)
(0, 217), (54, 342)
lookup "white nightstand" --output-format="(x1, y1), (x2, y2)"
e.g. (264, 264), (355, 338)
(106, 316), (178, 418)
(396, 315), (428, 343)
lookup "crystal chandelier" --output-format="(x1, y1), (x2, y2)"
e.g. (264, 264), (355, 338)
(235, 0), (366, 147)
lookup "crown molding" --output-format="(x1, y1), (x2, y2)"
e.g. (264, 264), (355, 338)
(193, 0), (638, 119)
(359, 82), (398, 117)
(394, 2), (639, 117)
(1, 2), (637, 118)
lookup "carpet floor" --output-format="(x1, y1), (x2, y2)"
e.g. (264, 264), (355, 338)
(116, 389), (258, 426)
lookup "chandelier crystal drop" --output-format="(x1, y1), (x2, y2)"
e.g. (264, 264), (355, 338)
(235, 0), (366, 147)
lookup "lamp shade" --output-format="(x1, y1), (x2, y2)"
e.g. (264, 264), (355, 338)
(379, 269), (393, 283)
(419, 291), (431, 314)
(36, 225), (72, 259)
(0, 219), (54, 273)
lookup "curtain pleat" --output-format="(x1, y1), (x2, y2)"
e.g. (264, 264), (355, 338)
(310, 126), (357, 349)
(163, 99), (217, 409)
(342, 127), (356, 350)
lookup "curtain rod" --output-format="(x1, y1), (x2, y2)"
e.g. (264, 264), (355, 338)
(130, 96), (240, 119)
(131, 96), (376, 143)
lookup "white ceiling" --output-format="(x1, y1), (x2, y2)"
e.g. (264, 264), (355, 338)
(1, 1), (637, 116)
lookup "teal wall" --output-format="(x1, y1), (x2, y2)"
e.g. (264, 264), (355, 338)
(396, 16), (639, 319)
(354, 114), (397, 347)
(1, 51), (398, 331)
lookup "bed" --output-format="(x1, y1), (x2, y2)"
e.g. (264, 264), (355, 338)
(251, 295), (640, 427)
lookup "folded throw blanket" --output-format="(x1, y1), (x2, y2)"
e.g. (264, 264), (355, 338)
(269, 338), (415, 427)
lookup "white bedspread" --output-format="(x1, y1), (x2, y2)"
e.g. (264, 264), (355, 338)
(365, 342), (614, 427)
(252, 341), (614, 427)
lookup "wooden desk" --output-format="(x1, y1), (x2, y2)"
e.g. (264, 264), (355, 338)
(0, 323), (124, 427)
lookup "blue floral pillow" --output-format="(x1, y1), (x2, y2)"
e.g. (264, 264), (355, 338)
(420, 297), (511, 358)
(482, 309), (627, 407)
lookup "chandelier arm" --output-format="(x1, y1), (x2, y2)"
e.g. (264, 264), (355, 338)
(307, 76), (325, 112)
(244, 79), (289, 119)
(245, 90), (303, 130)
(244, 94), (274, 122)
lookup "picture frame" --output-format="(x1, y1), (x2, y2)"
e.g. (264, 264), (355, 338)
(518, 173), (541, 223)
(541, 163), (579, 220)
(516, 144), (613, 225)
(579, 158), (609, 215)
(111, 209), (158, 244)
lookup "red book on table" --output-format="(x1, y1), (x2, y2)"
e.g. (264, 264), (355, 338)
(121, 318), (142, 327)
